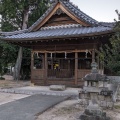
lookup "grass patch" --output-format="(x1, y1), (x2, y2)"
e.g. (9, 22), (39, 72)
(114, 105), (120, 109)
(54, 105), (81, 115)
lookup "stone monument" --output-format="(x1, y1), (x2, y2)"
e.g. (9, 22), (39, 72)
(80, 100), (110, 120)
(79, 61), (112, 120)
(79, 61), (114, 109)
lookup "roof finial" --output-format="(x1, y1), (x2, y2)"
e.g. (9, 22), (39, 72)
(50, 0), (69, 3)
(49, 0), (56, 4)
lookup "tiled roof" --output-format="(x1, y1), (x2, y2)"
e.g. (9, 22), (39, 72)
(0, 29), (28, 36)
(2, 25), (112, 41)
(0, 0), (114, 41)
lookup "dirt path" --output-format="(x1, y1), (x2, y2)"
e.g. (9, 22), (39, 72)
(0, 75), (30, 89)
(0, 93), (30, 105)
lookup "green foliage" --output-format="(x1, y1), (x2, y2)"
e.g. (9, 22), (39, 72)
(0, 41), (18, 76)
(0, 0), (50, 31)
(100, 13), (120, 75)
(21, 48), (31, 80)
(0, 0), (50, 78)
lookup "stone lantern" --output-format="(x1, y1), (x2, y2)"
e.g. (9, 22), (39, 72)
(79, 62), (111, 120)
(82, 62), (110, 103)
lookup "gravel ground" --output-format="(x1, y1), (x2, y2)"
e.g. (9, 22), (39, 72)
(0, 75), (30, 105)
(36, 99), (120, 120)
(36, 99), (83, 120)
(0, 75), (120, 120)
(0, 75), (30, 89)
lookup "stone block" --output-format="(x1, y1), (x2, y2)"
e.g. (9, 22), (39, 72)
(79, 93), (85, 99)
(78, 99), (88, 107)
(107, 102), (114, 109)
(100, 101), (107, 107)
(98, 95), (105, 101)
(80, 108), (110, 120)
(90, 93), (98, 100)
(94, 110), (102, 116)
(106, 117), (111, 120)
(80, 114), (87, 120)
(50, 85), (66, 91)
(85, 109), (93, 116)
(105, 96), (112, 102)
(30, 83), (35, 86)
(84, 93), (90, 99)
(102, 112), (106, 117)
(84, 81), (88, 86)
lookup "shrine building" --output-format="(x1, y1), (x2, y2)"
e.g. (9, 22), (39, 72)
(0, 0), (114, 87)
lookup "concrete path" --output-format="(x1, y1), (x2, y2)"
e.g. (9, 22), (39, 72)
(0, 86), (80, 97)
(0, 94), (67, 120)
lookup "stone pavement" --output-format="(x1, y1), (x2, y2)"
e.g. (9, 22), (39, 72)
(0, 94), (68, 120)
(0, 86), (80, 97)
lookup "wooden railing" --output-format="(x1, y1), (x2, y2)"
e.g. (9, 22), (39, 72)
(48, 69), (74, 78)
(31, 69), (45, 79)
(77, 69), (91, 79)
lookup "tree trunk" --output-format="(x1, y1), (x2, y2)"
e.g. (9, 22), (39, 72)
(13, 8), (29, 80)
(14, 47), (23, 80)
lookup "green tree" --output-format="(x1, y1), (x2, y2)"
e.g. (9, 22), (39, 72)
(100, 10), (120, 75)
(0, 41), (18, 77)
(0, 0), (50, 80)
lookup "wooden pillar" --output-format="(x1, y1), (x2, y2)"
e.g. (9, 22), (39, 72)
(97, 52), (100, 73)
(75, 52), (78, 85)
(92, 49), (95, 62)
(97, 54), (100, 70)
(31, 51), (34, 83)
(31, 51), (34, 70)
(44, 52), (47, 85)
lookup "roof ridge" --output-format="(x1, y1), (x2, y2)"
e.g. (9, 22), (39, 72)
(61, 0), (99, 26)
(99, 22), (116, 28)
(0, 29), (28, 36)
(40, 24), (82, 30)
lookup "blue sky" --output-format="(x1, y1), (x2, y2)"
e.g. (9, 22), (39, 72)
(70, 0), (120, 22)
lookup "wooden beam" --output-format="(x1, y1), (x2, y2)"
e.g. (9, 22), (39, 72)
(32, 49), (94, 53)
(92, 49), (95, 62)
(33, 2), (89, 31)
(59, 4), (89, 27)
(31, 51), (34, 81)
(75, 52), (78, 85)
(33, 3), (60, 31)
(44, 52), (47, 85)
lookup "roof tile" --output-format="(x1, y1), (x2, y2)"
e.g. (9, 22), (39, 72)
(2, 25), (112, 40)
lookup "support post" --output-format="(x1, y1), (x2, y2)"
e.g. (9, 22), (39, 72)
(31, 51), (34, 84)
(75, 52), (78, 85)
(44, 52), (47, 85)
(97, 52), (100, 73)
(92, 49), (95, 62)
(31, 51), (34, 70)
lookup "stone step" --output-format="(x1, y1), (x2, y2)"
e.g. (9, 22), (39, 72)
(49, 85), (66, 91)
